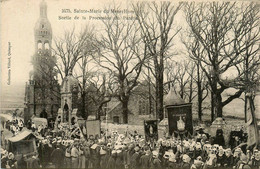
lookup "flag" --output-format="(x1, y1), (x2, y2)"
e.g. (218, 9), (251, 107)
(144, 120), (158, 142)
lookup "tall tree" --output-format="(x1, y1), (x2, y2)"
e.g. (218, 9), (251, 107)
(184, 2), (260, 118)
(87, 72), (116, 120)
(52, 27), (90, 80)
(94, 7), (146, 123)
(133, 1), (183, 121)
(236, 4), (260, 121)
(73, 26), (99, 119)
(141, 59), (157, 117)
(182, 37), (210, 121)
(164, 60), (197, 102)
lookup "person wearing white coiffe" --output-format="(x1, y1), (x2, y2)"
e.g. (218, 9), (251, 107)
(236, 154), (251, 169)
(18, 119), (23, 131)
(248, 149), (260, 169)
(31, 122), (36, 132)
(181, 154), (192, 169)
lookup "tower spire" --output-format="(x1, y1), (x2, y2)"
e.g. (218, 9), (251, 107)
(35, 0), (52, 53)
(40, 0), (47, 18)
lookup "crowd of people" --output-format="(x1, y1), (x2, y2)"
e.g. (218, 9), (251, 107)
(4, 118), (24, 136)
(1, 122), (260, 169)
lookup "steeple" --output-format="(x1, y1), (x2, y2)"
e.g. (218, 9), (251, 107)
(40, 0), (47, 18)
(34, 0), (52, 53)
(24, 0), (60, 125)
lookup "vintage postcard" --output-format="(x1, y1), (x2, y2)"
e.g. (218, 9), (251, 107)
(1, 0), (259, 168)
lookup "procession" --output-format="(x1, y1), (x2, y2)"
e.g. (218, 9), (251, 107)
(1, 0), (260, 169)
(1, 110), (260, 169)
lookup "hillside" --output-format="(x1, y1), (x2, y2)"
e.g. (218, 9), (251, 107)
(0, 83), (25, 109)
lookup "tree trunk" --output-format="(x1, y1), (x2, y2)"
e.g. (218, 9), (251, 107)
(215, 92), (223, 117)
(197, 63), (202, 121)
(122, 99), (128, 124)
(211, 71), (218, 121)
(81, 92), (87, 119)
(155, 81), (159, 119)
(197, 83), (202, 122)
(97, 103), (104, 121)
(157, 71), (164, 121)
(211, 91), (215, 122)
(216, 103), (223, 117)
(244, 93), (247, 122)
(198, 98), (202, 121)
(96, 109), (101, 121)
(189, 78), (193, 103)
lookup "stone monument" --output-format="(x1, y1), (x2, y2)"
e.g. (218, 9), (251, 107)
(210, 117), (228, 145)
(55, 70), (79, 128)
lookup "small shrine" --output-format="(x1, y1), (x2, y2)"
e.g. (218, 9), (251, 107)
(55, 70), (79, 128)
(210, 117), (228, 146)
(164, 88), (193, 138)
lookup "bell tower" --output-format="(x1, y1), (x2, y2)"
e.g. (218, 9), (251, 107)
(24, 0), (60, 124)
(34, 0), (52, 53)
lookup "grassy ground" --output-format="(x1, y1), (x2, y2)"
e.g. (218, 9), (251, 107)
(101, 113), (247, 138)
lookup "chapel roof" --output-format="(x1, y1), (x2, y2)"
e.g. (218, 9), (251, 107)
(164, 88), (186, 106)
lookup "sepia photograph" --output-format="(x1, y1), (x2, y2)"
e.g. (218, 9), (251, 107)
(0, 0), (260, 168)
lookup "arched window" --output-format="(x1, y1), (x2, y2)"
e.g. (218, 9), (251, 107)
(37, 41), (42, 50)
(44, 42), (50, 49)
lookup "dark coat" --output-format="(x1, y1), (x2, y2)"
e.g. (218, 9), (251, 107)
(107, 155), (116, 169)
(216, 154), (226, 167)
(17, 157), (27, 169)
(151, 158), (161, 169)
(27, 157), (40, 169)
(1, 157), (8, 168)
(224, 155), (234, 168)
(115, 152), (124, 169)
(140, 154), (151, 169)
(250, 158), (260, 169)
(51, 147), (64, 167)
(181, 162), (190, 169)
(130, 152), (140, 169)
(8, 159), (17, 169)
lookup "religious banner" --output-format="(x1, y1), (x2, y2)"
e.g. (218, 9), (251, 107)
(167, 104), (193, 137)
(144, 120), (158, 142)
(86, 120), (101, 138)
